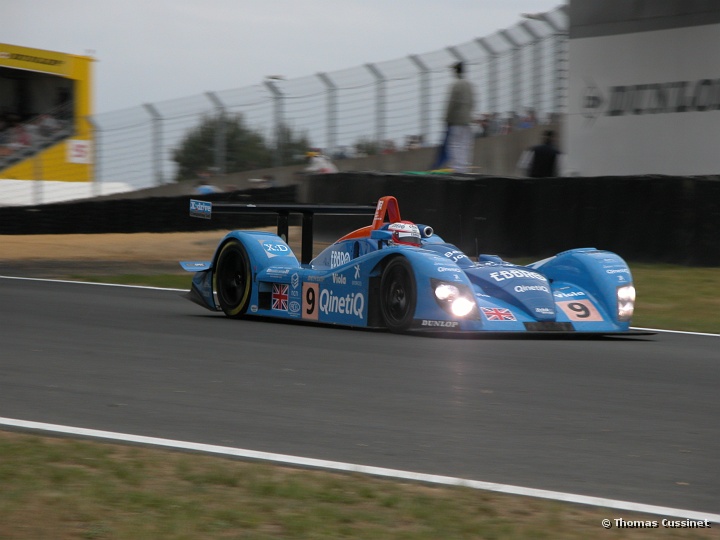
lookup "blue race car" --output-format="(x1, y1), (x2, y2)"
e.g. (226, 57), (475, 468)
(181, 196), (639, 334)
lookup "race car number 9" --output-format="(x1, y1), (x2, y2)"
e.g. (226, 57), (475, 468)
(557, 300), (603, 322)
(302, 283), (319, 320)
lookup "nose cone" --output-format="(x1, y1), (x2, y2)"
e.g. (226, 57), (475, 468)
(468, 266), (556, 321)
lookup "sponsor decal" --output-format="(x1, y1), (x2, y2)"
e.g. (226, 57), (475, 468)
(514, 285), (549, 293)
(189, 199), (212, 219)
(250, 305), (258, 313)
(330, 250), (351, 268)
(332, 273), (346, 285)
(444, 250), (468, 263)
(319, 289), (365, 319)
(288, 300), (301, 315)
(266, 268), (290, 275)
(352, 264), (362, 287)
(271, 284), (289, 311)
(489, 269), (547, 282)
(306, 275), (325, 283)
(535, 307), (554, 315)
(420, 320), (459, 328)
(606, 268), (630, 275)
(481, 307), (517, 321)
(67, 140), (92, 164)
(261, 241), (290, 257)
(291, 272), (299, 289)
(436, 266), (461, 273)
(1, 52), (64, 66)
(554, 291), (586, 298)
(583, 77), (720, 120)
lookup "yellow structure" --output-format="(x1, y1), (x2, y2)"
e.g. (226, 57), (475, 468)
(0, 43), (94, 182)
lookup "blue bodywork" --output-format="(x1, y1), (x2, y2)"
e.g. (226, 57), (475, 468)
(181, 197), (636, 334)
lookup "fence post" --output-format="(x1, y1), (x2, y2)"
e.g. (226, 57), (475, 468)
(142, 103), (164, 186)
(317, 72), (337, 153)
(535, 10), (568, 114)
(499, 30), (522, 117)
(476, 38), (498, 115)
(206, 92), (227, 176)
(521, 22), (544, 115)
(364, 63), (386, 147)
(408, 55), (430, 145)
(263, 78), (284, 167)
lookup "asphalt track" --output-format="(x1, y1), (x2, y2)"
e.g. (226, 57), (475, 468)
(1, 277), (718, 516)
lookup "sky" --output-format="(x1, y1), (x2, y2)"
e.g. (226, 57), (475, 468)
(6, 0), (563, 114)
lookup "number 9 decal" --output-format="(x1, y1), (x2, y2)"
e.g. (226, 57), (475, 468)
(302, 283), (319, 320)
(557, 300), (603, 322)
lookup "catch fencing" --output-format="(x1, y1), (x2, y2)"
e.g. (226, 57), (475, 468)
(89, 6), (567, 189)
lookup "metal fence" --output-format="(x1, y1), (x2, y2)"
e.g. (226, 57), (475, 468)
(22, 5), (569, 193)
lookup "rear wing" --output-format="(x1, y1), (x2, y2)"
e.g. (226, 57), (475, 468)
(189, 199), (377, 264)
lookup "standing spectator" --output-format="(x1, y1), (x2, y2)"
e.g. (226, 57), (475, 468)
(527, 130), (561, 178)
(442, 61), (476, 173)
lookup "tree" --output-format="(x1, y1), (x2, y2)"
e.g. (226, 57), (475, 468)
(353, 137), (380, 157)
(172, 114), (312, 182)
(276, 124), (313, 167)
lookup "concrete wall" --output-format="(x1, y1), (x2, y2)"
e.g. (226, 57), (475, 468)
(98, 124), (559, 201)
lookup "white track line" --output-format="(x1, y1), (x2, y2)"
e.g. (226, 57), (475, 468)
(0, 417), (717, 523)
(632, 327), (720, 337)
(0, 274), (186, 292)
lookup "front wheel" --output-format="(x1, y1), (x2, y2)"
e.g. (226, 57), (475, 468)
(380, 257), (417, 332)
(215, 240), (252, 318)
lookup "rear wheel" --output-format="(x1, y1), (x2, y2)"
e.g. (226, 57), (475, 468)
(215, 240), (251, 317)
(380, 257), (417, 332)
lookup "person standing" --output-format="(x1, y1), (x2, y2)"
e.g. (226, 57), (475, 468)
(443, 61), (476, 173)
(527, 130), (561, 178)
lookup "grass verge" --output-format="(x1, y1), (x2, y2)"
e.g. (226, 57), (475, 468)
(0, 431), (716, 540)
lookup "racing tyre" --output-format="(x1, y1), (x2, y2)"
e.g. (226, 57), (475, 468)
(215, 240), (252, 318)
(380, 257), (417, 332)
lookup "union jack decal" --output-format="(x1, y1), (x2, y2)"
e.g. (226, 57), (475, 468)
(481, 307), (516, 321)
(271, 283), (289, 311)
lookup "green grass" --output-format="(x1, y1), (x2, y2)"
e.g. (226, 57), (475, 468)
(629, 263), (719, 333)
(1, 431), (716, 540)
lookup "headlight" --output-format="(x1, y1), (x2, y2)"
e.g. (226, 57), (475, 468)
(617, 285), (636, 321)
(432, 279), (476, 318)
(434, 283), (460, 301)
(451, 297), (475, 317)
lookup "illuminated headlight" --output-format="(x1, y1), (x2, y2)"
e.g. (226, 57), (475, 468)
(435, 283), (460, 301)
(451, 297), (475, 317)
(617, 285), (636, 321)
(432, 280), (476, 318)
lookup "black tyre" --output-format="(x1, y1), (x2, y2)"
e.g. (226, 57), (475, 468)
(380, 257), (417, 332)
(215, 240), (252, 318)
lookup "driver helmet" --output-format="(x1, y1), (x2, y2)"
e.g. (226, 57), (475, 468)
(388, 221), (422, 247)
